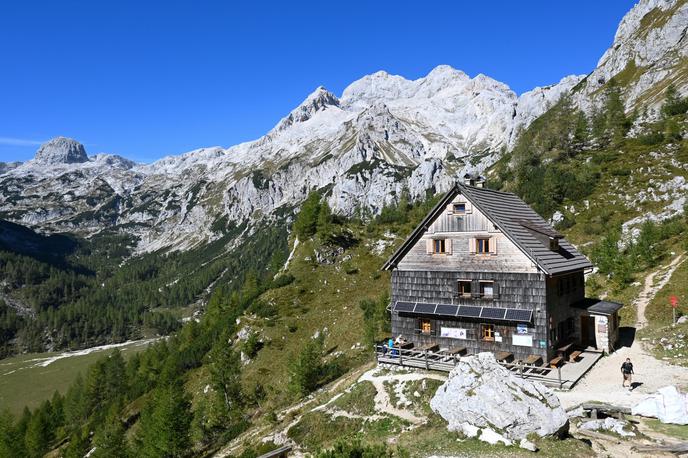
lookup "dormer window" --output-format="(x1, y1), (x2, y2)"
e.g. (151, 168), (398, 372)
(549, 238), (559, 251)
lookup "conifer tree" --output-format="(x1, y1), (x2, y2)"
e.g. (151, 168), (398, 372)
(292, 192), (321, 239)
(289, 334), (324, 395)
(0, 409), (25, 457)
(135, 380), (192, 458)
(92, 404), (129, 458)
(207, 331), (242, 413)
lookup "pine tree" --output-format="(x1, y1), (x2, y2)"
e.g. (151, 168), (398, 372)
(292, 192), (322, 239)
(288, 334), (324, 395)
(92, 404), (129, 458)
(571, 109), (590, 153)
(603, 80), (630, 146)
(24, 405), (51, 458)
(661, 84), (688, 117)
(207, 331), (242, 413)
(135, 381), (192, 458)
(62, 429), (90, 458)
(0, 409), (25, 457)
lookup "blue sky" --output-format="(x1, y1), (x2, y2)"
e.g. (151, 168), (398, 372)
(0, 0), (637, 163)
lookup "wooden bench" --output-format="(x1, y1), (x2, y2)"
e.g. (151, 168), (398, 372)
(549, 356), (564, 368)
(569, 350), (583, 362)
(420, 343), (439, 353)
(446, 346), (467, 356)
(525, 355), (543, 366)
(496, 351), (514, 363)
(557, 342), (574, 358)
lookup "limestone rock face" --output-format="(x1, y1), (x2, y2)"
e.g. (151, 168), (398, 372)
(574, 0), (688, 112)
(34, 137), (88, 165)
(430, 353), (569, 442)
(632, 385), (688, 424)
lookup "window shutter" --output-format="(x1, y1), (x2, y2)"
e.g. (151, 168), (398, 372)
(445, 239), (452, 254)
(469, 238), (476, 254)
(489, 237), (497, 255)
(493, 282), (500, 298)
(426, 239), (434, 254)
(471, 279), (480, 298)
(446, 204), (454, 215)
(465, 202), (472, 214)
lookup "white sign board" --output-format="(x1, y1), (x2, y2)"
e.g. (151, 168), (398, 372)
(441, 327), (467, 340)
(512, 335), (533, 347)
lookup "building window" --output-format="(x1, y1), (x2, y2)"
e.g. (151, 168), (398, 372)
(418, 319), (433, 335)
(453, 203), (466, 214)
(458, 280), (472, 298)
(481, 324), (495, 341)
(480, 281), (494, 298)
(477, 238), (490, 254)
(434, 239), (446, 254)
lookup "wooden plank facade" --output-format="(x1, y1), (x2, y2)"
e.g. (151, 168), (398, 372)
(384, 181), (622, 363)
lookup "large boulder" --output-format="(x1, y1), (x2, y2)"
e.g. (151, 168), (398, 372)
(632, 386), (688, 425)
(430, 353), (569, 443)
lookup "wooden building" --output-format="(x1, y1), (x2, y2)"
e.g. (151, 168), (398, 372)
(382, 181), (622, 363)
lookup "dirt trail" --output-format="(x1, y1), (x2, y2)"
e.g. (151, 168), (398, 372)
(559, 254), (688, 409)
(358, 368), (446, 424)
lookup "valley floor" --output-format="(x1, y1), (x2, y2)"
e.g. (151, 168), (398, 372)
(0, 338), (157, 414)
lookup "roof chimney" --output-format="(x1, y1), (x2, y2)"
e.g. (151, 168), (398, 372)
(463, 173), (486, 188)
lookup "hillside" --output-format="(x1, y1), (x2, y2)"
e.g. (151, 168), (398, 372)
(1, 0), (688, 456)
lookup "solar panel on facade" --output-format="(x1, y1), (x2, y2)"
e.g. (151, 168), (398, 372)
(504, 309), (533, 322)
(457, 305), (482, 318)
(480, 307), (507, 319)
(435, 304), (459, 317)
(394, 301), (415, 312)
(414, 302), (437, 314)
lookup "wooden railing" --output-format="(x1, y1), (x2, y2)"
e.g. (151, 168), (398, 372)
(373, 344), (566, 389)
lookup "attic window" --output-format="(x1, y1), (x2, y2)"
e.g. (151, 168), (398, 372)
(453, 203), (466, 214)
(434, 239), (446, 253)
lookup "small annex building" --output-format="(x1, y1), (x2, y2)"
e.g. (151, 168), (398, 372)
(382, 180), (623, 363)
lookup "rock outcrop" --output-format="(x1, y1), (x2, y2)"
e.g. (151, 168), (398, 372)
(632, 385), (688, 424)
(574, 0), (688, 112)
(33, 137), (88, 165)
(430, 353), (569, 446)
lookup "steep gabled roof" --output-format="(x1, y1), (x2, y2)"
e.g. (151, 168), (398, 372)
(382, 183), (593, 275)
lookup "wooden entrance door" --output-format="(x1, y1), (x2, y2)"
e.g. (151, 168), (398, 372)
(581, 315), (596, 348)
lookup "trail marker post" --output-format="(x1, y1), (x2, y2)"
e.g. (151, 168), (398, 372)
(670, 295), (678, 325)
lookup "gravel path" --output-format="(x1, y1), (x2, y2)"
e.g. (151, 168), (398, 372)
(559, 254), (688, 409)
(359, 368), (447, 424)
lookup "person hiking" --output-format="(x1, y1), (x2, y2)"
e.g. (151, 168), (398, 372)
(621, 358), (634, 388)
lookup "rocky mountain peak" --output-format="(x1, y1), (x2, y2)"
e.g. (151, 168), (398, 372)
(34, 137), (88, 165)
(273, 86), (340, 132)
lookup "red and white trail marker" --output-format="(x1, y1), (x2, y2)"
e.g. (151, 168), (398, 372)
(670, 295), (679, 325)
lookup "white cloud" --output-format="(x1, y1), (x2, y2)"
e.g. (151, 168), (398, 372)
(0, 137), (44, 147)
